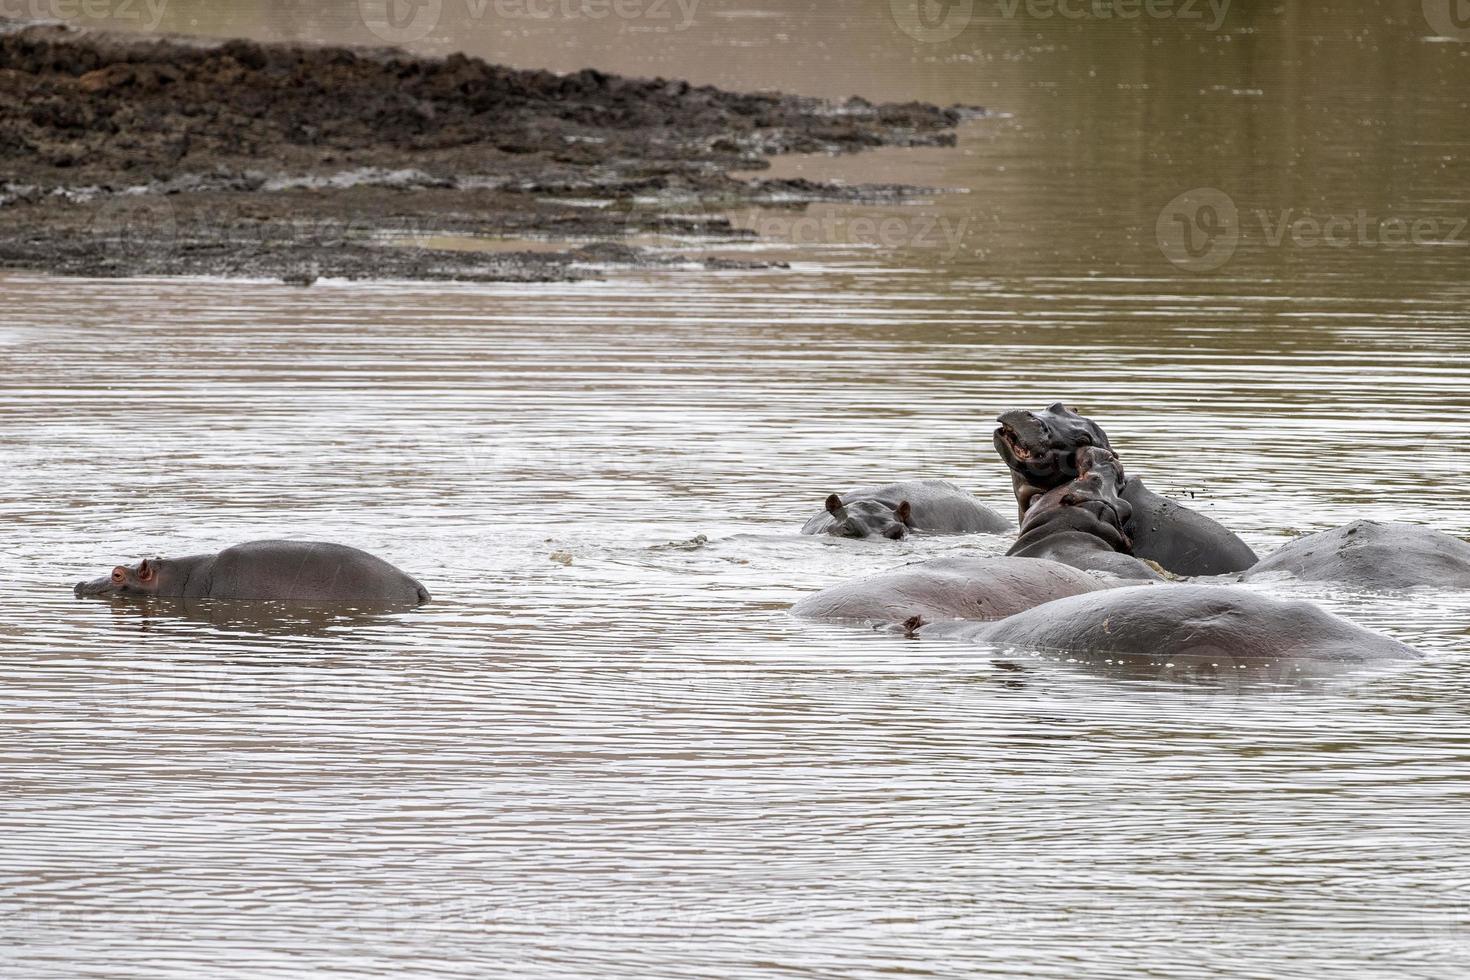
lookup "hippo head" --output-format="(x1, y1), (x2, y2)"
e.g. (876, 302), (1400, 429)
(823, 493), (913, 540)
(1064, 446), (1134, 531)
(1020, 447), (1134, 551)
(74, 557), (175, 599)
(994, 402), (1113, 510)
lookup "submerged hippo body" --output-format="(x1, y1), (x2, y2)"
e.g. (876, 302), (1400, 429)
(994, 403), (1257, 576)
(791, 556), (1113, 626)
(75, 540), (430, 605)
(1118, 478), (1257, 578)
(1244, 521), (1470, 590)
(801, 480), (1011, 539)
(918, 585), (1420, 666)
(1006, 447), (1162, 581)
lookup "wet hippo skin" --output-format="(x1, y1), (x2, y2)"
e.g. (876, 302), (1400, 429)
(802, 479), (1011, 539)
(74, 539), (431, 605)
(916, 584), (1421, 665)
(1243, 520), (1470, 590)
(791, 556), (1114, 626)
(993, 403), (1257, 576)
(1005, 446), (1162, 581)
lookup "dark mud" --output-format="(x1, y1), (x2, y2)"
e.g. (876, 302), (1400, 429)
(0, 18), (977, 282)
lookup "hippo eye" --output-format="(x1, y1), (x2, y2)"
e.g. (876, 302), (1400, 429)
(110, 569), (125, 583)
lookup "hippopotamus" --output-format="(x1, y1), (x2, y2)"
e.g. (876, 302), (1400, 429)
(1005, 446), (1163, 581)
(791, 556), (1113, 625)
(993, 403), (1258, 576)
(912, 584), (1420, 668)
(801, 480), (1011, 539)
(1243, 520), (1470, 590)
(74, 540), (431, 605)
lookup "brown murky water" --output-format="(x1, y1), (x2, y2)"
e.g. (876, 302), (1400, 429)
(4, 2), (1470, 977)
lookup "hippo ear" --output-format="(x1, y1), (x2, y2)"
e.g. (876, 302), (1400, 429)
(825, 494), (845, 516)
(895, 500), (914, 527)
(138, 559), (155, 582)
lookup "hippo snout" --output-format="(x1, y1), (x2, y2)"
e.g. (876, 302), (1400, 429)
(996, 410), (1049, 449)
(996, 409), (1039, 432)
(74, 577), (111, 598)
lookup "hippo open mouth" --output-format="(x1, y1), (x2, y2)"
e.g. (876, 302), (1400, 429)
(995, 424), (1034, 460)
(993, 404), (1114, 493)
(993, 416), (1072, 486)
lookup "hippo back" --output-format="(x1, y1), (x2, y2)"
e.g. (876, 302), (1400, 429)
(203, 540), (430, 604)
(1122, 478), (1258, 576)
(801, 480), (1011, 535)
(967, 584), (1420, 664)
(1009, 531), (1163, 581)
(792, 556), (1112, 625)
(1244, 520), (1470, 590)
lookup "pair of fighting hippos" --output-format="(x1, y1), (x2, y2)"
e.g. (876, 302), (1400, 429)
(803, 402), (1258, 579)
(75, 403), (1468, 668)
(794, 403), (1470, 667)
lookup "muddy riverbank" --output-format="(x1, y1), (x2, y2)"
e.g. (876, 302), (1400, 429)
(0, 18), (976, 281)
